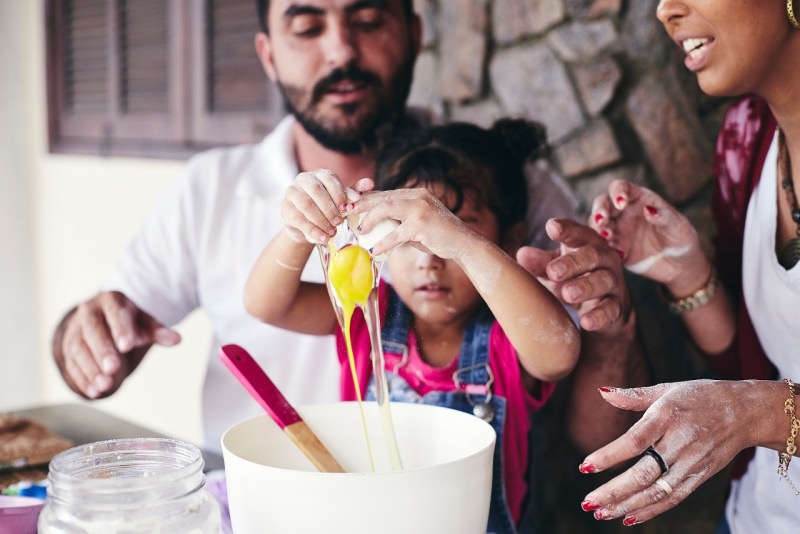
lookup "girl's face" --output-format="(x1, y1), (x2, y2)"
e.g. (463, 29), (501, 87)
(656, 0), (795, 98)
(387, 184), (502, 330)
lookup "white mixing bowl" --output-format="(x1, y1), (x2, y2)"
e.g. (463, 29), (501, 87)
(221, 401), (496, 534)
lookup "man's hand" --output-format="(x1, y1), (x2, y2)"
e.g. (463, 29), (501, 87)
(53, 291), (180, 398)
(518, 217), (647, 453)
(517, 218), (630, 335)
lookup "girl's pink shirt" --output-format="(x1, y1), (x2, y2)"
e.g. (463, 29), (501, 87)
(335, 281), (555, 524)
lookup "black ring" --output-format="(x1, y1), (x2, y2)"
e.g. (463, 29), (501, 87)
(642, 446), (669, 475)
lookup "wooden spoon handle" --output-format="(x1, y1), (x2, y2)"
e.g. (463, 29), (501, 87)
(219, 344), (345, 473)
(284, 421), (344, 473)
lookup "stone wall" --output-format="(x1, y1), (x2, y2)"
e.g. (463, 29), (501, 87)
(405, 2), (733, 532)
(407, 0), (728, 240)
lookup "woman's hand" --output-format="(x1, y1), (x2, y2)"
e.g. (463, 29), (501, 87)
(578, 380), (769, 526)
(590, 179), (707, 289)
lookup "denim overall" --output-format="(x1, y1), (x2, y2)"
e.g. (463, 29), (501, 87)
(366, 288), (517, 534)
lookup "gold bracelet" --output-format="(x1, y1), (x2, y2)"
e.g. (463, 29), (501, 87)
(658, 269), (718, 315)
(778, 378), (800, 496)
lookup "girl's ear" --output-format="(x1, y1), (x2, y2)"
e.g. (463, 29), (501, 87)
(501, 222), (528, 256)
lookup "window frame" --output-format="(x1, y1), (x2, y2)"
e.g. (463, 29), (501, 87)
(45, 0), (284, 160)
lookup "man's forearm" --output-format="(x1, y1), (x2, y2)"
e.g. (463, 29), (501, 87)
(567, 312), (649, 453)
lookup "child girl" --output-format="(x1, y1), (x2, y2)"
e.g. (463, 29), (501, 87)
(244, 118), (580, 534)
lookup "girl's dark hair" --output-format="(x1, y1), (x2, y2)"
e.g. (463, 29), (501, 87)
(374, 118), (548, 233)
(257, 0), (414, 34)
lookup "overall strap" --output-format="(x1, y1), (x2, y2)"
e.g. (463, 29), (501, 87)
(453, 306), (494, 388)
(381, 286), (496, 390)
(380, 287), (413, 358)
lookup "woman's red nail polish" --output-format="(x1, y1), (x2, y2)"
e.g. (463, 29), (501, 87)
(579, 462), (597, 474)
(598, 387), (616, 393)
(581, 499), (599, 512)
(615, 196), (625, 205)
(645, 205), (658, 216)
(623, 516), (638, 526)
(594, 510), (610, 520)
(599, 229), (610, 239)
(594, 213), (604, 223)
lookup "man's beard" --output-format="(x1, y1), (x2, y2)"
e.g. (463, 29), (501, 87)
(276, 56), (415, 154)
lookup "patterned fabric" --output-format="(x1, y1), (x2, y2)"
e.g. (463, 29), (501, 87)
(709, 95), (777, 382)
(709, 95), (778, 482)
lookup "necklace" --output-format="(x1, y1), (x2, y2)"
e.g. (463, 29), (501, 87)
(777, 130), (800, 269)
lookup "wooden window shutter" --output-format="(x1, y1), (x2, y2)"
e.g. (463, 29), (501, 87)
(46, 0), (282, 158)
(51, 0), (109, 148)
(189, 0), (285, 146)
(119, 0), (169, 114)
(110, 0), (184, 147)
(48, 0), (183, 155)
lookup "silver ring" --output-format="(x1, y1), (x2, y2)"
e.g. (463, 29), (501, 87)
(655, 477), (673, 495)
(642, 446), (669, 475)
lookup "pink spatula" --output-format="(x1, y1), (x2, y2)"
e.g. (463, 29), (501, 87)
(219, 344), (345, 473)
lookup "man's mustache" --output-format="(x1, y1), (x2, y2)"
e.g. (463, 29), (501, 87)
(312, 65), (380, 103)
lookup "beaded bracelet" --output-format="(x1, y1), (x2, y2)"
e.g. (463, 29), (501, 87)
(778, 378), (800, 496)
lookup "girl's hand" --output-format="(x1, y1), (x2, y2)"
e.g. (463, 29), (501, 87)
(590, 179), (707, 288)
(351, 188), (475, 260)
(281, 170), (373, 244)
(579, 380), (765, 526)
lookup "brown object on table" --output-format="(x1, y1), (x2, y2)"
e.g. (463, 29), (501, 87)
(8, 404), (224, 472)
(0, 414), (75, 490)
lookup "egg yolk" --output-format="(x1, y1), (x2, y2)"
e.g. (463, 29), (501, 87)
(328, 244), (374, 308)
(327, 242), (377, 471)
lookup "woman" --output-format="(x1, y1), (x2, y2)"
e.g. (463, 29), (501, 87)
(576, 0), (800, 531)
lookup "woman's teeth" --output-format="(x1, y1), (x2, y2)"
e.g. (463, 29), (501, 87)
(682, 37), (710, 59)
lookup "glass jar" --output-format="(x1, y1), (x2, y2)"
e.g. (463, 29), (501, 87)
(38, 438), (220, 533)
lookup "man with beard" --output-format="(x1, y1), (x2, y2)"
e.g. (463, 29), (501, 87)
(52, 0), (427, 455)
(52, 0), (643, 471)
